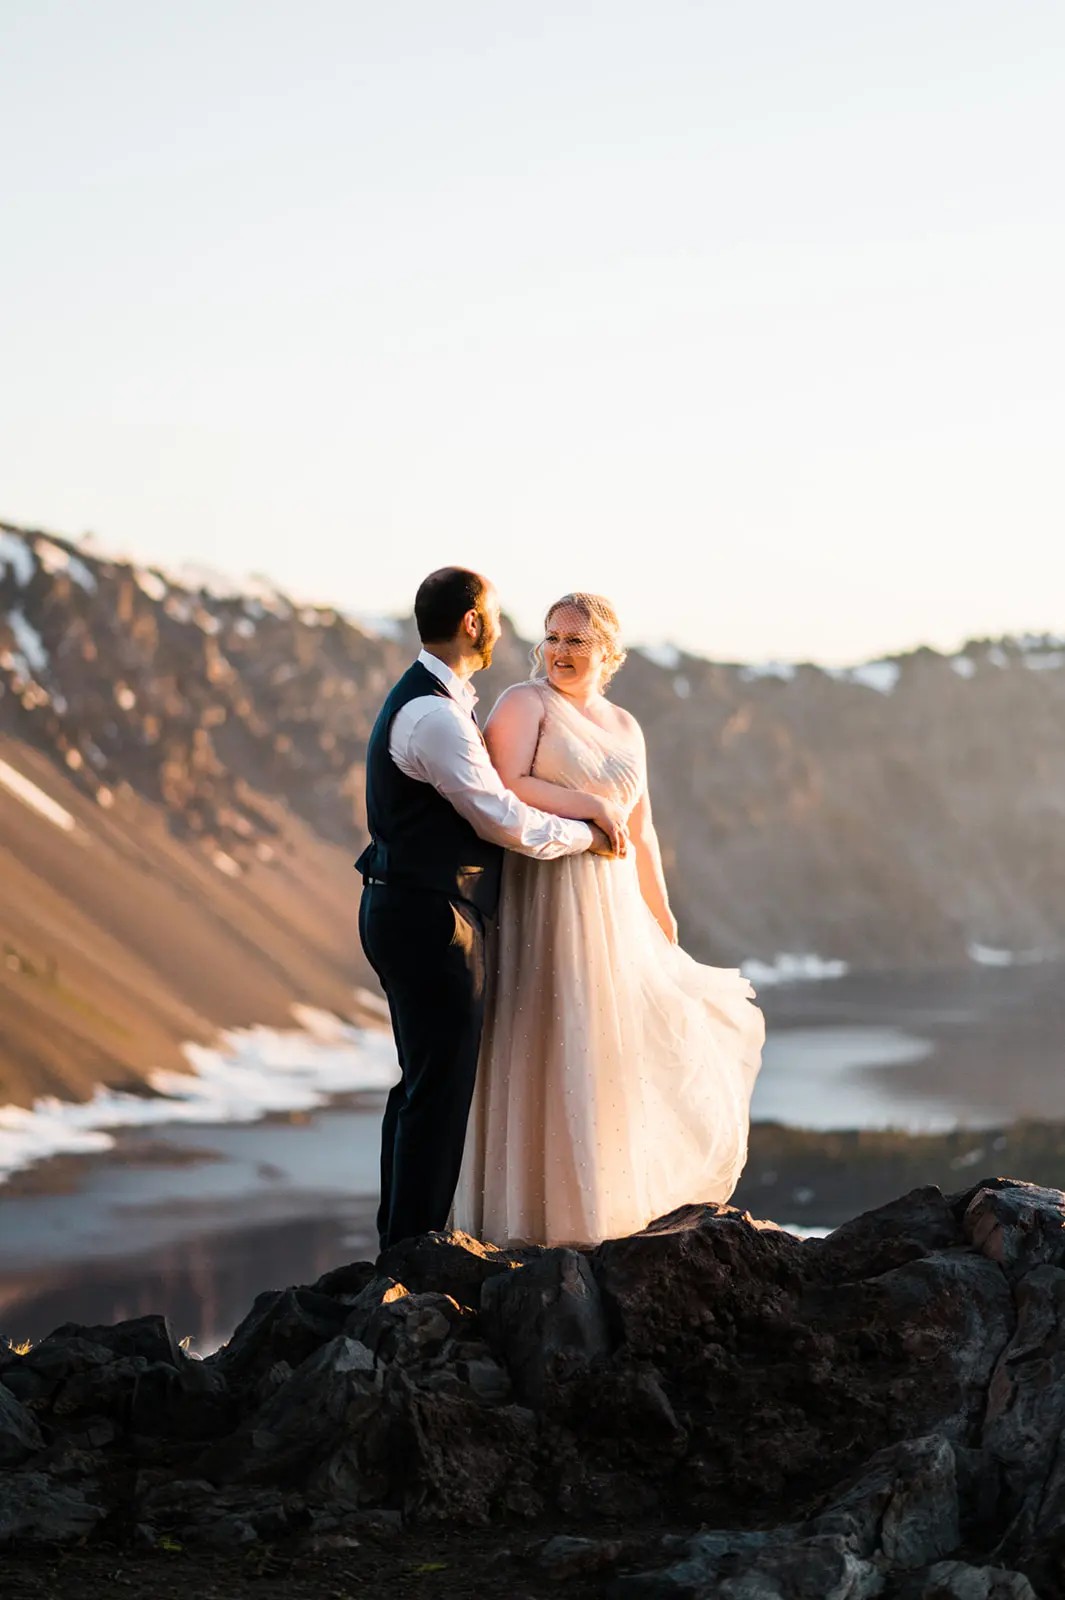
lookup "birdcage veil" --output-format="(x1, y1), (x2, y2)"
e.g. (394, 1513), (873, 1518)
(529, 592), (628, 690)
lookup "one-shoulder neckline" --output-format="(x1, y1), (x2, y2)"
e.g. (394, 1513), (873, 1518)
(537, 678), (638, 749)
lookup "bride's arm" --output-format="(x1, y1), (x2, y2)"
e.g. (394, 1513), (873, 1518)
(628, 784), (678, 944)
(484, 688), (625, 842)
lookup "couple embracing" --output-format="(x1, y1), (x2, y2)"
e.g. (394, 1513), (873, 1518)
(356, 567), (764, 1254)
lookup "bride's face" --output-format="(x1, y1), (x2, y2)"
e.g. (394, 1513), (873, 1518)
(542, 605), (606, 696)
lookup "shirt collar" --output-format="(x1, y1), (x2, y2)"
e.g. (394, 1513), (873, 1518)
(418, 648), (479, 711)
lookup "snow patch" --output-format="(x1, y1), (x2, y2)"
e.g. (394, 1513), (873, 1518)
(0, 1016), (399, 1183)
(742, 952), (850, 987)
(0, 531), (35, 587)
(638, 642), (682, 671)
(968, 942), (1050, 968)
(1023, 651), (1065, 672)
(7, 611), (48, 674)
(827, 660), (900, 695)
(352, 613), (403, 642)
(739, 661), (797, 683)
(135, 568), (168, 602)
(35, 538), (96, 592)
(0, 759), (77, 832)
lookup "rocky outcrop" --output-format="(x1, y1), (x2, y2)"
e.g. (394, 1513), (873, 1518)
(4, 1178), (1065, 1594)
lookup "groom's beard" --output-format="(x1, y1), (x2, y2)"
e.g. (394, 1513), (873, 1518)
(474, 615), (494, 668)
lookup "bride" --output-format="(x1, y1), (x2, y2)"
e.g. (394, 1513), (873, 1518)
(452, 592), (765, 1247)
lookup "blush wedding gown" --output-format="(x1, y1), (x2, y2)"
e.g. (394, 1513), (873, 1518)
(452, 679), (765, 1248)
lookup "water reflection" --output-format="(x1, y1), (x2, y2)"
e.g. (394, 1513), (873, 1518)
(1, 1210), (377, 1354)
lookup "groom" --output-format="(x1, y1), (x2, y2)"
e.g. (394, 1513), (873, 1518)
(356, 567), (614, 1252)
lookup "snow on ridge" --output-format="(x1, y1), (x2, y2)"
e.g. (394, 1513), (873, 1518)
(35, 537), (96, 593)
(1017, 631), (1065, 653)
(825, 660), (901, 695)
(638, 642), (683, 671)
(351, 613), (404, 642)
(739, 660), (797, 683)
(0, 530), (36, 587)
(968, 942), (1051, 968)
(741, 952), (850, 986)
(7, 610), (48, 674)
(134, 568), (168, 602)
(1022, 650), (1065, 672)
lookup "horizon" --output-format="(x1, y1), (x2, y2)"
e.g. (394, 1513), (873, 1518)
(3, 510), (1060, 673)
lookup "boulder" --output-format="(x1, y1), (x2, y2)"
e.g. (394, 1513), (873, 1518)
(0, 1472), (104, 1546)
(961, 1181), (1065, 1280)
(894, 1562), (1039, 1599)
(198, 1334), (379, 1484)
(815, 1185), (961, 1281)
(44, 1314), (182, 1366)
(0, 1383), (44, 1468)
(206, 1286), (351, 1388)
(376, 1229), (543, 1305)
(481, 1248), (612, 1406)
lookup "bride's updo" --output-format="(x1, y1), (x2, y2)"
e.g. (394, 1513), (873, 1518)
(530, 592), (628, 690)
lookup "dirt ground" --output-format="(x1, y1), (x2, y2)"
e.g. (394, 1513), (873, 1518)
(2, 1519), (666, 1600)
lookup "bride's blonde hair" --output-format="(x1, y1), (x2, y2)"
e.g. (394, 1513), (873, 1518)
(530, 592), (628, 690)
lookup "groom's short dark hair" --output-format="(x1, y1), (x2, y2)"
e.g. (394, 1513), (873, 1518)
(415, 567), (490, 644)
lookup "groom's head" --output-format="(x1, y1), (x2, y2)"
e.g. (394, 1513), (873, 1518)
(415, 567), (501, 670)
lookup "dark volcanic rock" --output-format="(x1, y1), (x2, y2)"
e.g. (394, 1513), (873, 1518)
(376, 1229), (543, 1305)
(815, 1183), (962, 1280)
(199, 1334), (378, 1485)
(44, 1314), (182, 1366)
(0, 1471), (104, 1545)
(895, 1563), (1040, 1599)
(962, 1181), (1065, 1279)
(207, 1286), (351, 1388)
(4, 1176), (1065, 1593)
(0, 1385), (44, 1468)
(480, 1248), (612, 1407)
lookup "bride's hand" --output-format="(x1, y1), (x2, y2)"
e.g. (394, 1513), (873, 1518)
(588, 797), (629, 856)
(660, 910), (679, 944)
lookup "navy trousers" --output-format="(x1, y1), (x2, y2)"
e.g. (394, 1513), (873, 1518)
(358, 881), (487, 1252)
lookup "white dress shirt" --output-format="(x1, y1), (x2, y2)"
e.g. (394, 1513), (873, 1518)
(388, 650), (593, 859)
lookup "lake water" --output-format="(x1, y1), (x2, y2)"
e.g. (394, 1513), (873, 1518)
(2, 962), (1063, 1350)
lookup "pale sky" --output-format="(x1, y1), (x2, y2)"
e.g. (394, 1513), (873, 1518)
(1, 2), (1062, 664)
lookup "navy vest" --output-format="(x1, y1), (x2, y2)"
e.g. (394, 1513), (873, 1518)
(354, 661), (504, 917)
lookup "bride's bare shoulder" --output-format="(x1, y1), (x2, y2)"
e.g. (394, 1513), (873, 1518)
(494, 680), (547, 707)
(485, 680), (547, 724)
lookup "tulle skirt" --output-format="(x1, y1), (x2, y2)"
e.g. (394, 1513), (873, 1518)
(453, 846), (765, 1247)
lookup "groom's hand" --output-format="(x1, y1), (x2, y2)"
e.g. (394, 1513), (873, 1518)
(588, 823), (627, 858)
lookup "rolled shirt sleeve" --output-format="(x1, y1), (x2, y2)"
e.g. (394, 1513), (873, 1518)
(391, 698), (593, 859)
